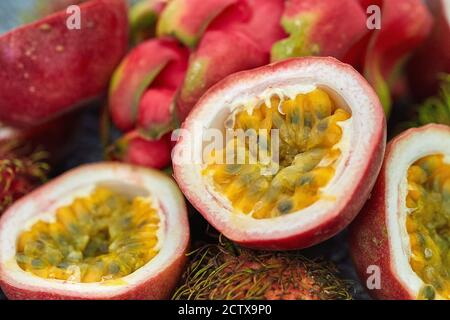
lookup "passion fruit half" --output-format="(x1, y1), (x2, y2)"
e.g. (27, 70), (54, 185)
(0, 163), (189, 300)
(173, 57), (386, 250)
(350, 124), (450, 300)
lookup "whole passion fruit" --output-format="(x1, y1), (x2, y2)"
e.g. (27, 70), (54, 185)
(173, 57), (386, 250)
(0, 163), (189, 300)
(350, 124), (450, 300)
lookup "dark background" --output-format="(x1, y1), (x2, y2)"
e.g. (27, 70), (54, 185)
(0, 0), (370, 300)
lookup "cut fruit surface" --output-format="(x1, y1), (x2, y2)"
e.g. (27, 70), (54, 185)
(202, 88), (351, 219)
(406, 155), (450, 298)
(174, 57), (386, 250)
(16, 187), (161, 283)
(0, 163), (189, 300)
(350, 124), (450, 300)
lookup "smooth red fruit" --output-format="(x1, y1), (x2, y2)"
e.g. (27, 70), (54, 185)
(109, 38), (188, 131)
(271, 0), (367, 62)
(362, 0), (433, 113)
(208, 0), (286, 53)
(0, 0), (129, 127)
(138, 88), (177, 139)
(174, 57), (386, 250)
(108, 131), (172, 170)
(0, 162), (189, 299)
(349, 124), (450, 300)
(408, 0), (450, 100)
(156, 0), (237, 48)
(176, 29), (268, 121)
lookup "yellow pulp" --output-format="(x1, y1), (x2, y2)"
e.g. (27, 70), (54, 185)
(203, 88), (351, 219)
(406, 155), (450, 299)
(16, 187), (161, 283)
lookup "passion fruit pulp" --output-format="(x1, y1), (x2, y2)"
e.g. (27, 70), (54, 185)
(203, 88), (351, 219)
(406, 155), (450, 298)
(16, 187), (162, 283)
(0, 163), (189, 300)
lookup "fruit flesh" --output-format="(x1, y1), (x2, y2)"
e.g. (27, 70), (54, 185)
(15, 187), (161, 283)
(203, 88), (351, 219)
(406, 154), (450, 299)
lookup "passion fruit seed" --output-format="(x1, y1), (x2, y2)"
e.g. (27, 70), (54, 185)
(15, 187), (161, 283)
(202, 88), (351, 219)
(406, 154), (450, 299)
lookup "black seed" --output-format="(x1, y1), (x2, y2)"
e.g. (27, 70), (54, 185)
(304, 113), (313, 127)
(291, 112), (300, 124)
(226, 164), (242, 175)
(108, 262), (121, 274)
(277, 200), (293, 214)
(31, 258), (45, 269)
(298, 175), (314, 186)
(317, 120), (328, 132)
(419, 285), (436, 300)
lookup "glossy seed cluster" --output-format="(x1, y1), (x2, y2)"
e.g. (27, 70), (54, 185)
(16, 187), (161, 283)
(203, 88), (351, 219)
(406, 154), (450, 299)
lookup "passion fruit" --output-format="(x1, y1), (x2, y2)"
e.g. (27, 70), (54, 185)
(0, 163), (189, 300)
(350, 124), (450, 300)
(173, 57), (386, 250)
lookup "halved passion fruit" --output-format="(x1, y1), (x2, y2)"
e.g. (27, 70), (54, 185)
(350, 124), (450, 300)
(0, 163), (189, 299)
(173, 57), (386, 250)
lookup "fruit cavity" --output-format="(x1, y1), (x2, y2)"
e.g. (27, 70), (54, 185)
(406, 154), (450, 299)
(16, 187), (162, 283)
(202, 88), (351, 219)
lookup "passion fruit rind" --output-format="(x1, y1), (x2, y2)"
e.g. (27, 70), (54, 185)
(349, 124), (450, 300)
(0, 163), (189, 300)
(174, 57), (386, 250)
(173, 240), (353, 300)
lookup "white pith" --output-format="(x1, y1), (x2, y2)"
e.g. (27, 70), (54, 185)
(386, 126), (450, 300)
(0, 163), (188, 298)
(174, 59), (383, 241)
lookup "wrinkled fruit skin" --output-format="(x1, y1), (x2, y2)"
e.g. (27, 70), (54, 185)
(349, 124), (450, 300)
(271, 0), (367, 62)
(0, 0), (129, 127)
(408, 0), (450, 100)
(108, 131), (172, 170)
(0, 163), (189, 299)
(109, 38), (189, 132)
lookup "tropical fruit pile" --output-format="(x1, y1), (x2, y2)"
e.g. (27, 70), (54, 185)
(0, 0), (449, 300)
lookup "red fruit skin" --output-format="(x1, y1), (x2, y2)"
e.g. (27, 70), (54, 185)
(208, 0), (286, 53)
(1, 253), (187, 300)
(109, 38), (188, 131)
(362, 0), (433, 111)
(111, 131), (172, 170)
(0, 0), (129, 128)
(271, 0), (367, 61)
(138, 88), (176, 139)
(408, 0), (450, 100)
(174, 57), (387, 250)
(348, 125), (450, 300)
(177, 29), (268, 121)
(156, 0), (237, 48)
